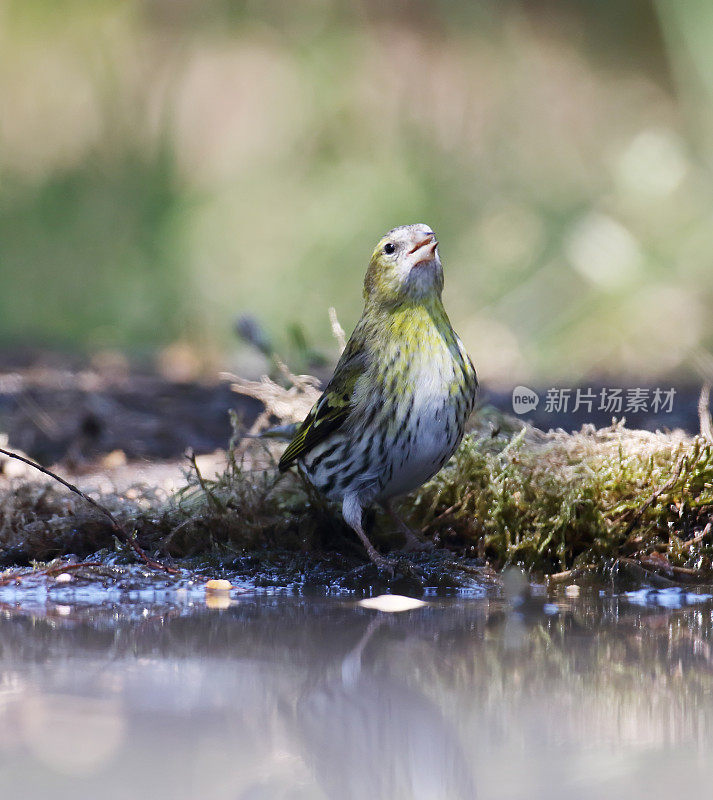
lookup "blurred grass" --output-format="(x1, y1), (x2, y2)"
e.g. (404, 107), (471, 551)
(0, 0), (712, 382)
(0, 148), (188, 349)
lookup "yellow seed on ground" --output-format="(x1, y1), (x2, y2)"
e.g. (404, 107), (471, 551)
(205, 579), (232, 592)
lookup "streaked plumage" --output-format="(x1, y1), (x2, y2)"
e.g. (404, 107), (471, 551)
(279, 224), (477, 568)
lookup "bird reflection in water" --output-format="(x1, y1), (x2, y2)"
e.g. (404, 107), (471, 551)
(289, 614), (477, 800)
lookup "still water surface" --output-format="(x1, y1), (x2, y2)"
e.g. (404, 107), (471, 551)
(0, 585), (712, 799)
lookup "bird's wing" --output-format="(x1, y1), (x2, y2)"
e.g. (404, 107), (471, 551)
(278, 337), (367, 471)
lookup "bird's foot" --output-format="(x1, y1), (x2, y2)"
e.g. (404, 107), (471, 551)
(370, 553), (398, 574)
(381, 500), (434, 553)
(400, 528), (435, 553)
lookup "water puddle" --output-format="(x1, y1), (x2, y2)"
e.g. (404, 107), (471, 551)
(0, 578), (712, 799)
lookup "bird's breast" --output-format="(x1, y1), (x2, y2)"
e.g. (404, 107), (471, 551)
(374, 345), (468, 498)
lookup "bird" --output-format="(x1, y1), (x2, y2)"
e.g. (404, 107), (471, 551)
(278, 224), (478, 569)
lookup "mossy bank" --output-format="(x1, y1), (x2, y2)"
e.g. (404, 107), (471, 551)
(1, 395), (712, 589)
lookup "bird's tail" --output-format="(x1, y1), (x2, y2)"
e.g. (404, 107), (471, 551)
(244, 422), (299, 441)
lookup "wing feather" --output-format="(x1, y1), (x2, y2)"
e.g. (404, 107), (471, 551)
(278, 336), (367, 471)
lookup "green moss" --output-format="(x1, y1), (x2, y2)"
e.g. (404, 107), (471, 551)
(412, 414), (713, 575)
(1, 406), (712, 581)
(131, 410), (713, 577)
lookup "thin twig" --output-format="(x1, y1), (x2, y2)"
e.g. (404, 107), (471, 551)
(616, 556), (710, 584)
(0, 447), (177, 574)
(699, 383), (713, 443)
(328, 306), (347, 353)
(440, 560), (493, 577)
(427, 491), (474, 526)
(687, 521), (712, 548)
(185, 448), (223, 512)
(233, 408), (270, 460)
(547, 565), (597, 584)
(623, 450), (688, 540)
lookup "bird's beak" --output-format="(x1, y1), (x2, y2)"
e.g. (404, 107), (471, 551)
(409, 234), (438, 265)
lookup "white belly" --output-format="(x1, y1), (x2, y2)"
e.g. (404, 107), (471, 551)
(377, 369), (461, 499)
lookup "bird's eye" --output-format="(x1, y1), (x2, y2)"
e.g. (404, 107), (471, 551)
(383, 242), (396, 255)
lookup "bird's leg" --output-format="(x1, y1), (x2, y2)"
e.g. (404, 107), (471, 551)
(381, 499), (433, 552)
(340, 616), (385, 687)
(342, 494), (396, 571)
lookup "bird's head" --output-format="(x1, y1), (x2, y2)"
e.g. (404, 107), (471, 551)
(363, 223), (444, 306)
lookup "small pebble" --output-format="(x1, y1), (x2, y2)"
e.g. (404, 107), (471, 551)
(358, 594), (426, 613)
(205, 579), (232, 593)
(0, 458), (29, 479)
(54, 573), (73, 584)
(101, 449), (127, 469)
(565, 584), (581, 598)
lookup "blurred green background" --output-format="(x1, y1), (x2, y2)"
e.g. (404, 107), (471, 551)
(1, 0), (712, 385)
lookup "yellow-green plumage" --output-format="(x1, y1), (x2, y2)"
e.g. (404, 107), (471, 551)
(279, 224), (477, 567)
